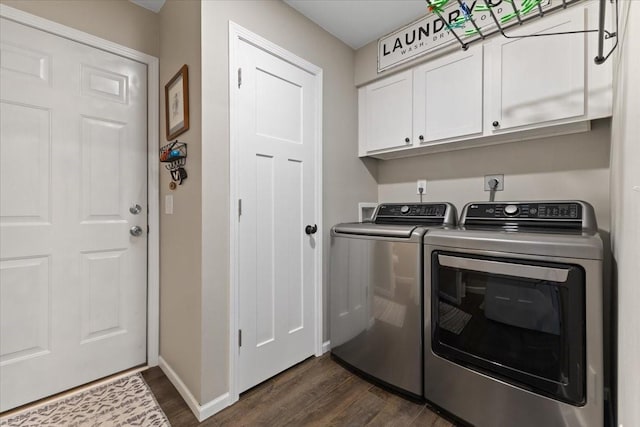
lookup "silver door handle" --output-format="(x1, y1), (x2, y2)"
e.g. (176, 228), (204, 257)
(130, 226), (144, 237)
(437, 254), (569, 283)
(130, 204), (142, 214)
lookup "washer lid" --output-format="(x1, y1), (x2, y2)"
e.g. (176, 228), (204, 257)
(333, 223), (418, 239)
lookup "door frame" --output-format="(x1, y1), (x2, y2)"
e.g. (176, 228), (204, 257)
(228, 21), (323, 403)
(0, 5), (161, 366)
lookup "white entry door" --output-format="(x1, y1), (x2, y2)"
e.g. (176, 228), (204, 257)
(0, 18), (148, 411)
(236, 38), (319, 392)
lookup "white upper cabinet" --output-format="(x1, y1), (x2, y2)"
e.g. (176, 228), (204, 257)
(486, 7), (586, 133)
(358, 69), (412, 155)
(413, 45), (483, 144)
(357, 3), (612, 159)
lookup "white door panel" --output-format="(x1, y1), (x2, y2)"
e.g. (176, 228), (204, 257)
(413, 45), (483, 143)
(237, 40), (317, 392)
(488, 7), (586, 131)
(0, 18), (147, 411)
(359, 70), (413, 154)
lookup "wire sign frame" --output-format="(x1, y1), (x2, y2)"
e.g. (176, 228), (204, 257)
(378, 0), (616, 72)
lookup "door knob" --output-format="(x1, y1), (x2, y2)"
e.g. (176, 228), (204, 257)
(130, 226), (143, 237)
(305, 224), (317, 235)
(129, 204), (142, 214)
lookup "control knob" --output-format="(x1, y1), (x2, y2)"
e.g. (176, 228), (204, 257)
(400, 205), (410, 214)
(504, 204), (519, 216)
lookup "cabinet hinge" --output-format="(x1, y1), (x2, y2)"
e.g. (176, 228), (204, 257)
(238, 68), (242, 88)
(238, 329), (242, 347)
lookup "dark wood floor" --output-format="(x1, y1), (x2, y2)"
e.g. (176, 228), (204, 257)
(142, 354), (457, 426)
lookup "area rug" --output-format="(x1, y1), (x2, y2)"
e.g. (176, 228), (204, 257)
(0, 373), (170, 427)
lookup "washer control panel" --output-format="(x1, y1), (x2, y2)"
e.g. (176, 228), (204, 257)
(374, 203), (456, 225)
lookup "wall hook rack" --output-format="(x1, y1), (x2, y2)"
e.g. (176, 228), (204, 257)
(160, 140), (188, 185)
(424, 0), (618, 64)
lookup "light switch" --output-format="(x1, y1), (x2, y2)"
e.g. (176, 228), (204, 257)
(165, 195), (173, 215)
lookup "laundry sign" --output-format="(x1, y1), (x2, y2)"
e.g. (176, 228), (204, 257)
(378, 0), (555, 72)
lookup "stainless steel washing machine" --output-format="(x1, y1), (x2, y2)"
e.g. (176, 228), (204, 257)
(330, 202), (456, 399)
(424, 201), (603, 427)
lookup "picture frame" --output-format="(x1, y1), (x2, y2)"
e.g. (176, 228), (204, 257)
(165, 64), (189, 140)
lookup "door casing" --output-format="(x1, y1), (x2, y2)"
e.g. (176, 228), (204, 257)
(228, 21), (323, 404)
(0, 4), (160, 367)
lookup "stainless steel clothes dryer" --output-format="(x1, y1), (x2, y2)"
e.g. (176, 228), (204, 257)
(330, 203), (456, 399)
(424, 201), (604, 427)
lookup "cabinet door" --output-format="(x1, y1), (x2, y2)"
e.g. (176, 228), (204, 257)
(413, 45), (483, 144)
(488, 7), (586, 132)
(359, 69), (412, 154)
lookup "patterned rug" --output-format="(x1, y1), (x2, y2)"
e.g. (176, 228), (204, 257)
(0, 373), (170, 427)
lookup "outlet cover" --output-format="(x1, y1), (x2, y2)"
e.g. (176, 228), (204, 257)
(484, 174), (504, 191)
(417, 179), (427, 195)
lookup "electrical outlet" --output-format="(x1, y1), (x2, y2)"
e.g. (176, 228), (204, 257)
(417, 179), (427, 195)
(484, 174), (504, 191)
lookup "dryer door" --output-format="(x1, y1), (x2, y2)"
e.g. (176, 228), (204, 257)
(430, 251), (586, 406)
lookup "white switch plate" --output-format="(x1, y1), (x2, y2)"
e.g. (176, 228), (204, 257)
(417, 179), (427, 195)
(165, 195), (173, 215)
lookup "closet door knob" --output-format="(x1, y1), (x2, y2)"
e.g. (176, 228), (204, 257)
(492, 121), (500, 128)
(404, 137), (410, 143)
(419, 135), (424, 141)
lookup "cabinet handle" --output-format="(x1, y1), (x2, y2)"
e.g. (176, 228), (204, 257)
(419, 135), (424, 141)
(492, 121), (500, 128)
(404, 137), (410, 143)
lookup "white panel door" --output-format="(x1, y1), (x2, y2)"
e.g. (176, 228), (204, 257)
(488, 7), (586, 132)
(359, 69), (413, 154)
(0, 18), (147, 411)
(237, 39), (318, 392)
(413, 45), (483, 144)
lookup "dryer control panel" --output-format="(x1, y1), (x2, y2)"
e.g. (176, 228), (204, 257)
(461, 201), (597, 232)
(374, 203), (457, 225)
(466, 202), (581, 219)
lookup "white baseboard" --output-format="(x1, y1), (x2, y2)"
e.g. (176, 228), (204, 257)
(322, 340), (331, 354)
(158, 356), (232, 422)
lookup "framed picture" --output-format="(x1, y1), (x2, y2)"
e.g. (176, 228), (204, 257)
(165, 64), (189, 140)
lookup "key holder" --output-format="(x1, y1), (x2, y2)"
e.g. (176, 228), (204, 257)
(160, 140), (188, 185)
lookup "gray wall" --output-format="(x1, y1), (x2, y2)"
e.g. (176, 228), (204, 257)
(378, 119), (612, 231)
(201, 0), (378, 403)
(0, 0), (160, 57)
(158, 0), (203, 403)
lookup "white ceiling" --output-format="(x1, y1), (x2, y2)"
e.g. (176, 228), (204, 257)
(129, 0), (166, 14)
(283, 0), (429, 50)
(127, 0), (428, 49)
